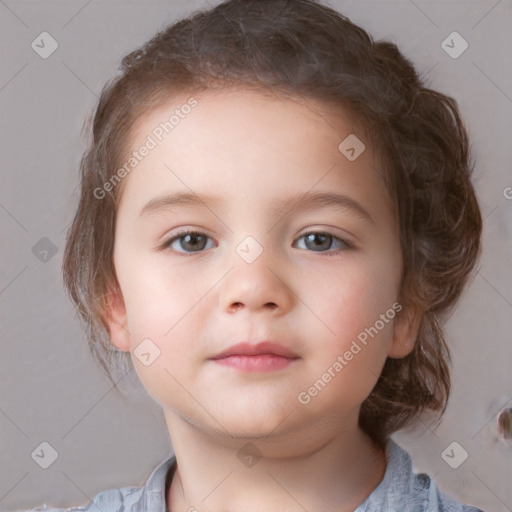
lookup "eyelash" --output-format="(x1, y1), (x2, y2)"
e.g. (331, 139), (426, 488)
(160, 229), (355, 256)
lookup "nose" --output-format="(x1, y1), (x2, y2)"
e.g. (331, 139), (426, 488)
(219, 250), (294, 316)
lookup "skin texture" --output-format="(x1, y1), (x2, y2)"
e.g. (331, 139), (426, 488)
(105, 88), (421, 511)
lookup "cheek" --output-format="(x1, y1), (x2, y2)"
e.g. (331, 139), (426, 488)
(318, 259), (400, 338)
(122, 282), (202, 412)
(117, 261), (205, 362)
(296, 265), (399, 413)
(299, 253), (401, 407)
(119, 260), (194, 340)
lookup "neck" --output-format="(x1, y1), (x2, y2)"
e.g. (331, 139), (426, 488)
(165, 412), (387, 512)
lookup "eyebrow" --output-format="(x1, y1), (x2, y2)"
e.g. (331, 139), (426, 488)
(139, 190), (375, 225)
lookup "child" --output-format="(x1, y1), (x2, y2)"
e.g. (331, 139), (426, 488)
(22, 0), (485, 510)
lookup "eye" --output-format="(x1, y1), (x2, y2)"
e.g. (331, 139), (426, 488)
(161, 229), (353, 255)
(294, 231), (353, 254)
(162, 230), (215, 254)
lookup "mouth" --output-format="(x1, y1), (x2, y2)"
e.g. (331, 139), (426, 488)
(209, 341), (300, 372)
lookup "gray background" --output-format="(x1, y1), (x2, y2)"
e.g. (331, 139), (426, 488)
(1, 0), (511, 510)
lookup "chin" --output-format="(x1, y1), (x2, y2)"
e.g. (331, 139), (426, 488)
(205, 406), (295, 441)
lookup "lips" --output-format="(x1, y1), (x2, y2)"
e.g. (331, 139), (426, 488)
(210, 341), (299, 360)
(209, 341), (299, 372)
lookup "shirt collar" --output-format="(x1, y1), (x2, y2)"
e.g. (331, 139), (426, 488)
(137, 438), (461, 512)
(137, 442), (398, 511)
(138, 453), (176, 511)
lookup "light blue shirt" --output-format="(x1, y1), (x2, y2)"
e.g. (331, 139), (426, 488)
(19, 439), (483, 511)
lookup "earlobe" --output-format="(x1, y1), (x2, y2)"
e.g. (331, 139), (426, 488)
(388, 304), (422, 359)
(102, 288), (131, 353)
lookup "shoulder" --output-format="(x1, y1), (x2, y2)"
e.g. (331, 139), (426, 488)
(15, 486), (143, 512)
(15, 455), (176, 512)
(355, 439), (485, 512)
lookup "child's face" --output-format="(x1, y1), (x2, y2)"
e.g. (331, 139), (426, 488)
(106, 88), (419, 444)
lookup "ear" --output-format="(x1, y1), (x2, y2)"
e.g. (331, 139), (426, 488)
(388, 303), (422, 358)
(102, 288), (131, 353)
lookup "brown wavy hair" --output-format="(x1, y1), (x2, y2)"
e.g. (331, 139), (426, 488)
(62, 0), (482, 447)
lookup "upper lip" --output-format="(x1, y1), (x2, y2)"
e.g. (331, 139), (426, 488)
(211, 341), (299, 359)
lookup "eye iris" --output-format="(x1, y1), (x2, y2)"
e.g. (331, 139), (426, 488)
(182, 233), (206, 251)
(306, 233), (331, 251)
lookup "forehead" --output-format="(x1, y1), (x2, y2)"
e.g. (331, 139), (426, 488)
(118, 87), (394, 221)
(128, 87), (366, 163)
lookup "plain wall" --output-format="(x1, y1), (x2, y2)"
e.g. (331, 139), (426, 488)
(1, 1), (511, 511)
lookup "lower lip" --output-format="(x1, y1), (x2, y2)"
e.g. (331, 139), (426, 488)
(211, 354), (298, 372)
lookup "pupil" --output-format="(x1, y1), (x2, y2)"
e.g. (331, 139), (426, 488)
(184, 234), (205, 251)
(307, 233), (330, 251)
